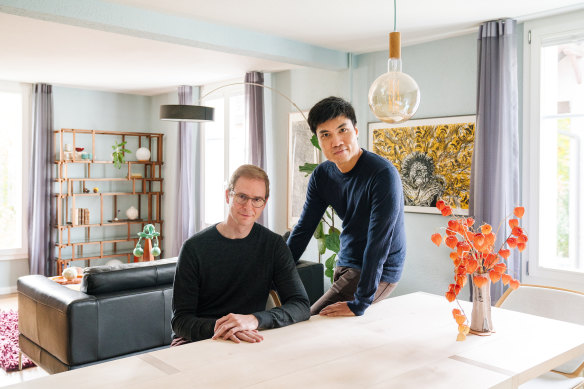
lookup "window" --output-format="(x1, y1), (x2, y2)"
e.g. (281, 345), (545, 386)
(0, 82), (30, 260)
(523, 11), (584, 290)
(201, 82), (246, 226)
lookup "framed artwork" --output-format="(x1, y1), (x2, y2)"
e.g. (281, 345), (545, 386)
(368, 116), (475, 215)
(287, 111), (319, 229)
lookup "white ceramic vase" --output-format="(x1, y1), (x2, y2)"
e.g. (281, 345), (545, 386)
(126, 206), (139, 220)
(136, 147), (151, 161)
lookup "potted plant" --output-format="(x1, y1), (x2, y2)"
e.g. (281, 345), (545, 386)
(298, 135), (340, 283)
(112, 140), (131, 169)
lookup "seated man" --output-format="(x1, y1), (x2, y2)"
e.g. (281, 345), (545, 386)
(171, 164), (310, 345)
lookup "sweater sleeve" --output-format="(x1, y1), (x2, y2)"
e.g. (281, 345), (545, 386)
(287, 169), (328, 262)
(253, 238), (310, 328)
(171, 243), (216, 341)
(346, 167), (403, 316)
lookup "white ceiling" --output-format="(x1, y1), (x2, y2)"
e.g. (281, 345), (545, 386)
(1, 0), (583, 96)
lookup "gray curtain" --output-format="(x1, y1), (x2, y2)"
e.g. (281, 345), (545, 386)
(245, 71), (267, 226)
(28, 84), (54, 275)
(172, 85), (198, 255)
(470, 19), (519, 304)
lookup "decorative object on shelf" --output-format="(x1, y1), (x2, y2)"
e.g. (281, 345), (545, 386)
(431, 201), (525, 341)
(92, 187), (99, 193)
(135, 147), (151, 161)
(83, 187), (90, 193)
(64, 151), (73, 160)
(75, 147), (84, 152)
(113, 209), (120, 222)
(62, 267), (77, 281)
(126, 206), (138, 220)
(133, 224), (161, 262)
(368, 0), (420, 124)
(111, 140), (131, 169)
(64, 143), (72, 152)
(131, 173), (143, 178)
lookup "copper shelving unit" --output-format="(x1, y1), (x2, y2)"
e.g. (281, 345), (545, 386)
(52, 129), (164, 275)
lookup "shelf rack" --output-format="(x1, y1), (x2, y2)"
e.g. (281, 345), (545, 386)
(52, 128), (164, 275)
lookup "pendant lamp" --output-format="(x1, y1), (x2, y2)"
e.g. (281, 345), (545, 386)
(160, 104), (214, 122)
(368, 0), (420, 123)
(160, 82), (305, 123)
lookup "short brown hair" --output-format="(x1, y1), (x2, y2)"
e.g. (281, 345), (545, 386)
(228, 164), (270, 199)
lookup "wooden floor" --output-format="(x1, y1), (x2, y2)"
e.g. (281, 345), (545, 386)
(0, 293), (49, 388)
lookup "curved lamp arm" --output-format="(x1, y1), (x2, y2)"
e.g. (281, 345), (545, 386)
(160, 82), (308, 124)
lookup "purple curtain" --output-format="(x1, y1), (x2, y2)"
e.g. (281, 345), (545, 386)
(245, 71), (267, 226)
(172, 85), (197, 255)
(470, 19), (519, 304)
(28, 84), (54, 275)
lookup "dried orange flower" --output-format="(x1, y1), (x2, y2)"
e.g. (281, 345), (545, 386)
(430, 200), (526, 340)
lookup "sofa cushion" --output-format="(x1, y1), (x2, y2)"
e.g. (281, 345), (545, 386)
(81, 258), (177, 295)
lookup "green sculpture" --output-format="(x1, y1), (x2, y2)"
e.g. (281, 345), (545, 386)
(133, 224), (161, 259)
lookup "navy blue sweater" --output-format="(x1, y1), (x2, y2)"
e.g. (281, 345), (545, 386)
(287, 149), (406, 315)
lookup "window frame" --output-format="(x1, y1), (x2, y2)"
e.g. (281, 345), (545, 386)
(200, 80), (245, 227)
(522, 11), (584, 291)
(0, 81), (31, 260)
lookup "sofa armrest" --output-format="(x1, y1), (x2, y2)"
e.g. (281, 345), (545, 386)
(17, 275), (98, 367)
(295, 260), (324, 305)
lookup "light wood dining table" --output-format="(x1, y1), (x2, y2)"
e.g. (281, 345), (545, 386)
(9, 292), (584, 388)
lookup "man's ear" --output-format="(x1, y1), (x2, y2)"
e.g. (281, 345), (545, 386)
(225, 189), (230, 204)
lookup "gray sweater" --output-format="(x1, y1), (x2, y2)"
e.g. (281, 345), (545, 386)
(171, 223), (310, 342)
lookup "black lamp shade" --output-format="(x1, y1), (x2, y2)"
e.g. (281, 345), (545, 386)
(160, 104), (215, 122)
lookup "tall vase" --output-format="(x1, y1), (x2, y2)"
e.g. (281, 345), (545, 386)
(470, 277), (493, 335)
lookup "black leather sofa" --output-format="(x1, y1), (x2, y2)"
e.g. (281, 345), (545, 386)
(17, 257), (323, 374)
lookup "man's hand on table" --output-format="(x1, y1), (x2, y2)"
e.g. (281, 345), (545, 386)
(213, 313), (262, 343)
(319, 302), (356, 317)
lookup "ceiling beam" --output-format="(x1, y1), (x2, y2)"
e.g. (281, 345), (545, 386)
(0, 0), (349, 70)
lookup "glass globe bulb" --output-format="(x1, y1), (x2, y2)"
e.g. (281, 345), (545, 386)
(368, 58), (420, 124)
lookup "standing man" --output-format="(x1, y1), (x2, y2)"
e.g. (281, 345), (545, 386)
(172, 165), (310, 345)
(287, 96), (406, 317)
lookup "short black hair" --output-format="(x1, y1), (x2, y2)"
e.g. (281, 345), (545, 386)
(307, 96), (357, 135)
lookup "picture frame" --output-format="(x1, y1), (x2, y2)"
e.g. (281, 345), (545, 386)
(287, 111), (319, 229)
(368, 115), (476, 215)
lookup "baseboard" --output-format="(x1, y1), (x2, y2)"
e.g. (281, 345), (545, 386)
(0, 286), (17, 295)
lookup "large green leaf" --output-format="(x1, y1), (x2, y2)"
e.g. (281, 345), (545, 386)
(299, 163), (318, 176)
(310, 134), (321, 150)
(325, 231), (340, 253)
(324, 253), (337, 270)
(324, 268), (333, 280)
(317, 238), (326, 255)
(313, 221), (324, 239)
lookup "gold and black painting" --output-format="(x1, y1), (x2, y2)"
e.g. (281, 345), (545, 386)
(368, 116), (475, 214)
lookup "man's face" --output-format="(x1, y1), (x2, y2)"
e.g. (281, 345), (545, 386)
(315, 115), (360, 171)
(225, 176), (267, 229)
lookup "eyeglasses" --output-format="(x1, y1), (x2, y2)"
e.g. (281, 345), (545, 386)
(229, 191), (266, 208)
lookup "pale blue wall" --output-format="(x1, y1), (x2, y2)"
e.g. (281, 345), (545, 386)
(350, 33), (479, 300)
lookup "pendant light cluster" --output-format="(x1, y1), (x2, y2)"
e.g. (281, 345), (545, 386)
(368, 0), (420, 124)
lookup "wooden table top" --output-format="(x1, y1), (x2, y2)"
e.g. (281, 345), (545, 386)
(10, 292), (584, 388)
